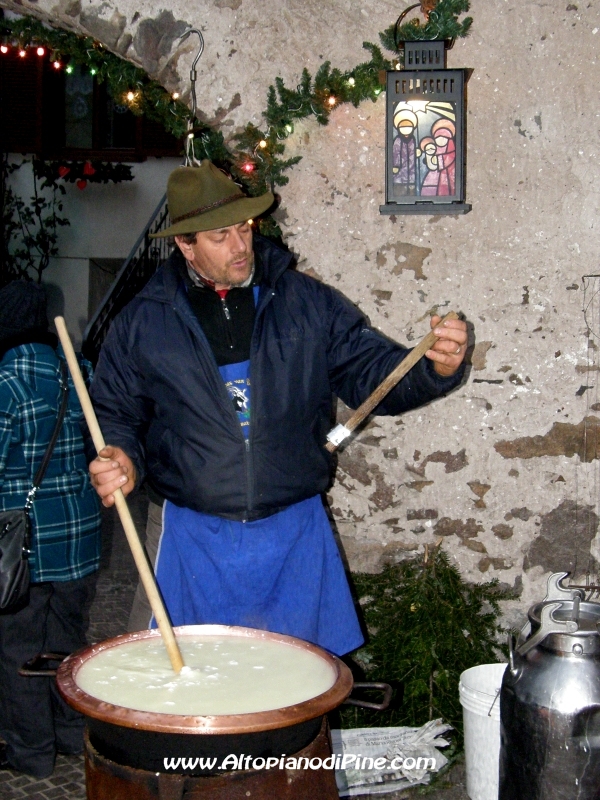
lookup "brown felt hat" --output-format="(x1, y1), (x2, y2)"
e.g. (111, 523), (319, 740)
(150, 161), (274, 238)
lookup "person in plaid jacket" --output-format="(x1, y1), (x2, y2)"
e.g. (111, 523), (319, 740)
(0, 281), (101, 779)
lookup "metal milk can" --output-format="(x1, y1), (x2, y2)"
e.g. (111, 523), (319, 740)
(499, 572), (600, 800)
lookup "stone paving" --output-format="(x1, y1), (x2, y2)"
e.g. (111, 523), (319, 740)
(0, 492), (469, 800)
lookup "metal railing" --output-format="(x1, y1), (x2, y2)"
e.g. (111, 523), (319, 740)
(82, 194), (171, 363)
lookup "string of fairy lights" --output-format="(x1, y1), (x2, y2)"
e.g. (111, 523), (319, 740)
(0, 37), (183, 105)
(0, 0), (471, 234)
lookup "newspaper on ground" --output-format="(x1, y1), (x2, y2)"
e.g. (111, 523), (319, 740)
(331, 719), (452, 797)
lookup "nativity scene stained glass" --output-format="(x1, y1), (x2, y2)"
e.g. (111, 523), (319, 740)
(380, 43), (471, 215)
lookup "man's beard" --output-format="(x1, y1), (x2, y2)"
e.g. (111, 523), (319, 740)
(228, 254), (255, 287)
(187, 252), (254, 290)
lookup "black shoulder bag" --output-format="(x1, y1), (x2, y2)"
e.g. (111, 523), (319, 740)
(0, 359), (69, 610)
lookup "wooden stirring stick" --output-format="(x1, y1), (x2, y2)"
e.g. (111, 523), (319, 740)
(54, 317), (185, 673)
(325, 311), (460, 453)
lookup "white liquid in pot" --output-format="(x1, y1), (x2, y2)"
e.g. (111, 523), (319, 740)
(75, 636), (336, 715)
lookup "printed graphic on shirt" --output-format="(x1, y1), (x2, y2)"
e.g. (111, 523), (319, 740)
(224, 376), (251, 432)
(219, 360), (251, 439)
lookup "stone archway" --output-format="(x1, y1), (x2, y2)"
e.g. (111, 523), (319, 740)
(0, 1), (399, 131)
(0, 2), (192, 95)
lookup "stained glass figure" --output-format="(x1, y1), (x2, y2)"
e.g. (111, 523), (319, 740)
(381, 42), (471, 215)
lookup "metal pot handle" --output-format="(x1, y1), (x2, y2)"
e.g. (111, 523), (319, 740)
(343, 682), (393, 711)
(543, 571), (584, 602)
(18, 652), (68, 677)
(516, 602), (578, 657)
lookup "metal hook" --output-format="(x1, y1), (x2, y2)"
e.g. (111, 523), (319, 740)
(393, 3), (421, 51)
(179, 28), (204, 122)
(179, 28), (205, 167)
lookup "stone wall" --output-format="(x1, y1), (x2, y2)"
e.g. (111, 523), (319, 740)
(3, 0), (600, 623)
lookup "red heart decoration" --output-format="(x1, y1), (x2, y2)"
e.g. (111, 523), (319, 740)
(58, 166), (70, 178)
(82, 161), (96, 176)
(76, 179), (87, 190)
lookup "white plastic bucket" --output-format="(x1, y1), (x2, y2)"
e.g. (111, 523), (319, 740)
(459, 663), (507, 800)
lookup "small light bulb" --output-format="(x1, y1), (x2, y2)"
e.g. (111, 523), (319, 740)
(374, 87), (382, 96)
(53, 60), (62, 70)
(247, 219), (254, 225)
(347, 77), (355, 86)
(187, 132), (194, 140)
(285, 124), (293, 134)
(243, 163), (254, 173)
(66, 64), (74, 74)
(258, 140), (267, 149)
(126, 91), (135, 102)
(90, 68), (97, 75)
(36, 46), (45, 56)
(328, 96), (336, 106)
(172, 92), (180, 100)
(0, 45), (8, 55)
(18, 49), (27, 58)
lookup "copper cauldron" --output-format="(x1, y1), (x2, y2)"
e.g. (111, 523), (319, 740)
(57, 624), (355, 775)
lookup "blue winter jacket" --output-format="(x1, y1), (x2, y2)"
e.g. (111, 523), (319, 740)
(90, 235), (463, 521)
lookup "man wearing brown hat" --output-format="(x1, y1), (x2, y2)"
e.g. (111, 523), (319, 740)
(89, 160), (467, 655)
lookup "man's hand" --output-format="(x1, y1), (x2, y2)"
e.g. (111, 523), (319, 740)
(89, 445), (136, 508)
(426, 315), (468, 378)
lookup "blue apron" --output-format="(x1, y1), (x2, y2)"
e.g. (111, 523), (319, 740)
(152, 495), (364, 656)
(152, 284), (363, 656)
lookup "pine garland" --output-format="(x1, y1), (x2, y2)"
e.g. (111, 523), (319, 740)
(0, 0), (471, 236)
(340, 546), (511, 739)
(220, 43), (393, 235)
(0, 15), (192, 138)
(380, 0), (473, 53)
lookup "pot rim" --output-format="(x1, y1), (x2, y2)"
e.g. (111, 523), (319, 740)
(56, 624), (354, 735)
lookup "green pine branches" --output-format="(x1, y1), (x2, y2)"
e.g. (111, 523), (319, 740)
(0, 15), (192, 139)
(342, 546), (511, 739)
(1, 1), (472, 237)
(380, 0), (473, 53)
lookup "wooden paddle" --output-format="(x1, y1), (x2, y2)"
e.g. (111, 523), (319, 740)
(325, 311), (459, 452)
(54, 317), (185, 673)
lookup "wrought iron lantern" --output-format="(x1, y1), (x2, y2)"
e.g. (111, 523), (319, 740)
(380, 40), (471, 216)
